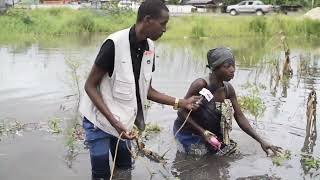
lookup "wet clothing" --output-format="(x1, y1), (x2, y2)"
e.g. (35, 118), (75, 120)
(83, 118), (132, 179)
(173, 81), (233, 154)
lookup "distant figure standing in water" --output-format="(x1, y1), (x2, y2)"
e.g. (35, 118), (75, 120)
(79, 0), (200, 179)
(173, 47), (282, 156)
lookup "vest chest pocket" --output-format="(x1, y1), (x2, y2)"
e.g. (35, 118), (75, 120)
(113, 79), (134, 101)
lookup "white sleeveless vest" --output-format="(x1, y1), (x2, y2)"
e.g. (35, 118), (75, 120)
(79, 28), (155, 137)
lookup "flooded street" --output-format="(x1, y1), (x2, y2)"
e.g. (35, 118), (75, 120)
(0, 35), (319, 180)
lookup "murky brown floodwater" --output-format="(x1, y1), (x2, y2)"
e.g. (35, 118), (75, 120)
(0, 35), (319, 180)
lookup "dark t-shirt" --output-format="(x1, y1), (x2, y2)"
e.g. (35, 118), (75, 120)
(95, 27), (155, 76)
(94, 26), (155, 128)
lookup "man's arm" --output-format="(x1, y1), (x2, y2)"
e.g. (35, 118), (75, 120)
(147, 84), (201, 111)
(84, 64), (134, 139)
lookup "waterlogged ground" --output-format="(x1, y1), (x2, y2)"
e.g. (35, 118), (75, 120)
(0, 35), (320, 180)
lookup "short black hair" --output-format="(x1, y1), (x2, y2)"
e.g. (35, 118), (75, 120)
(137, 0), (169, 22)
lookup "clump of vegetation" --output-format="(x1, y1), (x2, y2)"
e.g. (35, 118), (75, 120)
(190, 22), (206, 39)
(301, 154), (320, 173)
(1, 9), (320, 41)
(0, 118), (24, 138)
(48, 117), (62, 134)
(48, 8), (63, 16)
(249, 17), (267, 34)
(65, 58), (83, 107)
(0, 118), (43, 140)
(73, 14), (95, 32)
(64, 124), (85, 168)
(238, 83), (266, 118)
(145, 123), (161, 133)
(272, 150), (291, 166)
(301, 18), (320, 38)
(0, 8), (135, 41)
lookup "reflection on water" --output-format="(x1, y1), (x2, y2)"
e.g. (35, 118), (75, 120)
(1, 35), (320, 179)
(172, 153), (233, 180)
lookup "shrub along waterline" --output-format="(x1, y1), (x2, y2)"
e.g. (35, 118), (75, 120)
(0, 8), (136, 37)
(1, 9), (320, 41)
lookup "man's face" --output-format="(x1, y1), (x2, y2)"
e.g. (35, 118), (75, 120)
(146, 9), (169, 41)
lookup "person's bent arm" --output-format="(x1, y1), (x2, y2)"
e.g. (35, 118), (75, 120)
(228, 84), (281, 155)
(84, 64), (135, 139)
(176, 78), (207, 135)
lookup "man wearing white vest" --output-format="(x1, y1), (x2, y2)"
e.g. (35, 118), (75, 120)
(79, 0), (200, 179)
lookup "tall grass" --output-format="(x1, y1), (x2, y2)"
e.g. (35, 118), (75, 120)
(0, 9), (320, 41)
(0, 8), (136, 41)
(164, 15), (320, 39)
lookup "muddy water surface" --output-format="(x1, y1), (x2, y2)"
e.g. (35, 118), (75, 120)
(0, 36), (319, 180)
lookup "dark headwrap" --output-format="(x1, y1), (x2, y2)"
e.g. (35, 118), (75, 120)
(206, 47), (235, 71)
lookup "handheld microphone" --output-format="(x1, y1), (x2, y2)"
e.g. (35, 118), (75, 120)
(198, 88), (214, 104)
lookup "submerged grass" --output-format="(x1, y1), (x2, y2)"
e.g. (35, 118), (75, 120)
(238, 82), (266, 119)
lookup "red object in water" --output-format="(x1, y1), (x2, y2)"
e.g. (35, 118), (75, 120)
(208, 136), (221, 150)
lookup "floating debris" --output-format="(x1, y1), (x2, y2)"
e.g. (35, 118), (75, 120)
(145, 123), (161, 134)
(48, 117), (62, 134)
(134, 138), (167, 164)
(0, 118), (42, 139)
(236, 174), (281, 180)
(271, 150), (291, 166)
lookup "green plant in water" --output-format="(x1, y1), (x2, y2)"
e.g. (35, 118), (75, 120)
(238, 83), (266, 118)
(65, 126), (81, 168)
(145, 123), (161, 133)
(48, 117), (62, 134)
(301, 154), (320, 173)
(272, 150), (291, 166)
(65, 58), (83, 108)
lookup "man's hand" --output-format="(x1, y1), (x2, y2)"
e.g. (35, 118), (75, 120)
(260, 141), (282, 156)
(180, 95), (201, 111)
(112, 121), (136, 140)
